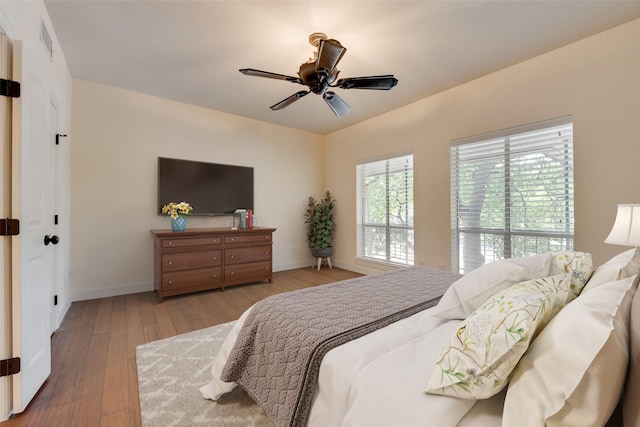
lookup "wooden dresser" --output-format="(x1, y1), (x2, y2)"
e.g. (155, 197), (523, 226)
(151, 227), (276, 302)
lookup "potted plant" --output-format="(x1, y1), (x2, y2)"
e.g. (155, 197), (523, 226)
(304, 191), (336, 257)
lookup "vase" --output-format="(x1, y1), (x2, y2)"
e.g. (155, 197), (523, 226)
(171, 216), (186, 232)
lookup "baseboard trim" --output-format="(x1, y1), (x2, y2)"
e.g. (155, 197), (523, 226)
(70, 263), (310, 301)
(273, 261), (315, 272)
(72, 282), (154, 302)
(331, 260), (397, 276)
(70, 262), (372, 301)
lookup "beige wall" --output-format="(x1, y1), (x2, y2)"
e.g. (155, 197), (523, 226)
(325, 18), (640, 274)
(71, 80), (323, 300)
(72, 18), (640, 299)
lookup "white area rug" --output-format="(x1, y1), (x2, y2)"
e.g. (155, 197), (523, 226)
(135, 321), (274, 427)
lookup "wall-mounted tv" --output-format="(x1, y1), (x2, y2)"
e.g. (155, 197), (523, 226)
(158, 157), (254, 216)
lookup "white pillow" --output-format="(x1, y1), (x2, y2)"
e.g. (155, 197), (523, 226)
(503, 274), (639, 427)
(583, 247), (640, 292)
(432, 253), (552, 320)
(425, 274), (569, 399)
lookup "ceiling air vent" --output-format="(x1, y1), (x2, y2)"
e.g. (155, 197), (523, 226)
(40, 20), (53, 59)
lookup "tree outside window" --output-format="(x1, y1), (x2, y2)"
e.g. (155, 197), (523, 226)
(451, 119), (574, 274)
(357, 154), (414, 265)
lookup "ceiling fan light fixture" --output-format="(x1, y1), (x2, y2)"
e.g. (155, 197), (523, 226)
(239, 33), (397, 116)
(305, 32), (329, 63)
(315, 38), (346, 75)
(298, 62), (318, 85)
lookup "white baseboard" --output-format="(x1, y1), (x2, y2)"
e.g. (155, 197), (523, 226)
(273, 261), (312, 272)
(72, 281), (154, 302)
(69, 263), (308, 301)
(70, 262), (376, 302)
(332, 259), (398, 276)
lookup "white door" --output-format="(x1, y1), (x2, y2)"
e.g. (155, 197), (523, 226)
(11, 40), (53, 413)
(0, 30), (12, 422)
(49, 101), (59, 333)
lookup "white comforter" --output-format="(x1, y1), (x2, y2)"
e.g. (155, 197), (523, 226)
(200, 306), (504, 427)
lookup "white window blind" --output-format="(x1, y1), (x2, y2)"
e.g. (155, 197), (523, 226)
(356, 154), (414, 265)
(451, 117), (574, 274)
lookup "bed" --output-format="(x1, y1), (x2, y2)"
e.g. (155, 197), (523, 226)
(200, 248), (640, 427)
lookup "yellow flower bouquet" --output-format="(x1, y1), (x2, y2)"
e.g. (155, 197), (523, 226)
(161, 201), (193, 219)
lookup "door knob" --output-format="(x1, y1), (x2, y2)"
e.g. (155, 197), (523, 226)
(44, 235), (60, 245)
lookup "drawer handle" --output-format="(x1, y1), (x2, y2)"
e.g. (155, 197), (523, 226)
(168, 280), (173, 284)
(230, 255), (235, 259)
(168, 261), (173, 265)
(264, 267), (269, 270)
(213, 274), (217, 278)
(168, 242), (173, 245)
(230, 271), (234, 275)
(230, 238), (234, 241)
(213, 257), (217, 260)
(264, 251), (269, 255)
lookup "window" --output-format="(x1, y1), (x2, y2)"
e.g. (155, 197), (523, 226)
(356, 154), (414, 265)
(451, 117), (574, 274)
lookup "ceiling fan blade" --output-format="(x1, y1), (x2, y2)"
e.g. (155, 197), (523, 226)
(270, 90), (311, 110)
(323, 91), (351, 116)
(239, 68), (303, 84)
(315, 39), (346, 75)
(336, 75), (399, 90)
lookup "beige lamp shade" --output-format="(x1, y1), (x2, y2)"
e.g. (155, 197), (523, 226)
(605, 204), (640, 246)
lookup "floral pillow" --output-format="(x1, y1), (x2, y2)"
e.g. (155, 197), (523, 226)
(549, 251), (593, 301)
(424, 274), (570, 399)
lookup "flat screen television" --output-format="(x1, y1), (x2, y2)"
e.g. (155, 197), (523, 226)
(157, 157), (254, 216)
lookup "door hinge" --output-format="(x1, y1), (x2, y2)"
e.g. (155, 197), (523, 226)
(0, 218), (20, 236)
(0, 358), (20, 377)
(0, 78), (20, 98)
(55, 134), (67, 145)
(54, 214), (59, 225)
(54, 295), (58, 306)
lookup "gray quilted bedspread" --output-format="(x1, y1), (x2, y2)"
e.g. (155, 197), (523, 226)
(220, 266), (462, 427)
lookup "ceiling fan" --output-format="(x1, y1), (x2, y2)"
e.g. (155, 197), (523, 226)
(239, 33), (398, 116)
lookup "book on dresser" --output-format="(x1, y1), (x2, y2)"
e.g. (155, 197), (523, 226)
(150, 227), (276, 302)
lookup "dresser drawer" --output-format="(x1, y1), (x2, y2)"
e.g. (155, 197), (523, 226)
(225, 261), (271, 283)
(161, 236), (222, 249)
(162, 250), (221, 272)
(224, 233), (272, 245)
(162, 267), (222, 292)
(225, 245), (271, 265)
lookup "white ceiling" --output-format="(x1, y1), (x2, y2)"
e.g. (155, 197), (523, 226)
(43, 0), (640, 135)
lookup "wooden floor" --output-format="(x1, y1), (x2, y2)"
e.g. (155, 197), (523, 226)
(2, 267), (361, 427)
